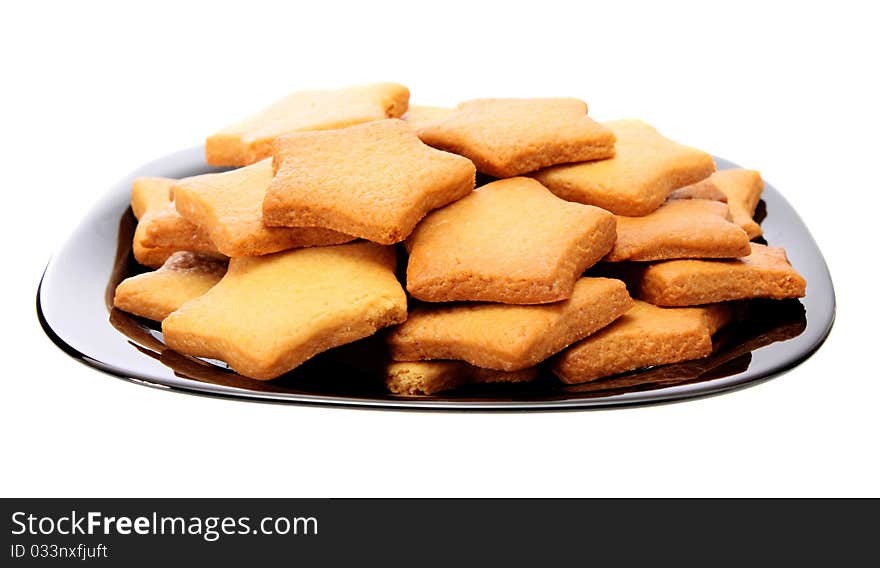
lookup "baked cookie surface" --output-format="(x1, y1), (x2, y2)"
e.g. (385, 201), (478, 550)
(710, 169), (764, 238)
(402, 105), (453, 131)
(417, 98), (615, 177)
(385, 361), (538, 395)
(130, 177), (217, 268)
(131, 177), (175, 220)
(406, 177), (616, 304)
(532, 119), (715, 216)
(206, 82), (410, 166)
(606, 199), (751, 262)
(633, 243), (806, 306)
(387, 277), (633, 371)
(667, 178), (728, 202)
(113, 252), (227, 321)
(173, 159), (353, 257)
(264, 119), (476, 244)
(162, 242), (408, 380)
(553, 300), (731, 384)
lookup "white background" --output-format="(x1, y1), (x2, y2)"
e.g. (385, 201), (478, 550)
(2, 1), (877, 497)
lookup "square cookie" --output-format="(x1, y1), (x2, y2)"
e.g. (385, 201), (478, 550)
(606, 199), (751, 262)
(385, 361), (538, 395)
(114, 252), (227, 321)
(417, 98), (615, 177)
(205, 82), (410, 166)
(553, 300), (731, 384)
(162, 242), (407, 380)
(173, 159), (354, 257)
(632, 243), (807, 306)
(263, 119), (476, 244)
(387, 277), (633, 371)
(532, 119), (716, 216)
(406, 177), (616, 304)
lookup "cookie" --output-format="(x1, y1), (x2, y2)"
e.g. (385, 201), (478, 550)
(406, 177), (616, 304)
(553, 300), (731, 384)
(205, 82), (410, 167)
(113, 252), (227, 321)
(139, 206), (218, 252)
(263, 119), (476, 244)
(605, 199), (751, 262)
(162, 242), (408, 380)
(131, 177), (174, 220)
(710, 169), (764, 238)
(532, 119), (716, 216)
(130, 178), (218, 268)
(385, 361), (538, 395)
(403, 105), (452, 130)
(417, 98), (615, 177)
(172, 159), (354, 257)
(564, 300), (806, 393)
(667, 178), (727, 202)
(632, 243), (806, 306)
(387, 277), (633, 371)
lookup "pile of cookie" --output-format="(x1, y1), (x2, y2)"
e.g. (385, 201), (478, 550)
(113, 82), (806, 395)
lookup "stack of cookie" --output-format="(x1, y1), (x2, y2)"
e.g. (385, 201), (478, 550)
(113, 82), (806, 394)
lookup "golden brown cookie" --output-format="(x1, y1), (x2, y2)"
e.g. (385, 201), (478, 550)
(387, 277), (633, 371)
(162, 242), (408, 380)
(130, 178), (218, 268)
(205, 82), (410, 167)
(710, 169), (764, 238)
(263, 119), (476, 244)
(113, 252), (227, 321)
(402, 105), (453, 130)
(553, 300), (731, 384)
(139, 206), (218, 252)
(172, 159), (354, 257)
(385, 361), (538, 395)
(131, 177), (175, 220)
(632, 243), (806, 306)
(406, 177), (616, 304)
(667, 179), (727, 202)
(417, 98), (615, 177)
(606, 199), (751, 262)
(532, 120), (715, 216)
(563, 301), (806, 394)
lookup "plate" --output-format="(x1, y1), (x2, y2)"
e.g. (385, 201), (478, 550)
(37, 147), (835, 410)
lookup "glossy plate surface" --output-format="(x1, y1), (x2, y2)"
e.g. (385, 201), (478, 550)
(37, 147), (835, 410)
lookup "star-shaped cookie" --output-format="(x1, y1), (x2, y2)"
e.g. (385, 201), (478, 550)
(553, 300), (731, 384)
(532, 119), (716, 216)
(263, 119), (476, 244)
(130, 177), (218, 268)
(416, 98), (615, 177)
(114, 252), (227, 321)
(173, 159), (354, 257)
(162, 242), (408, 380)
(630, 243), (806, 306)
(206, 82), (410, 166)
(387, 277), (633, 371)
(606, 199), (751, 262)
(405, 177), (616, 304)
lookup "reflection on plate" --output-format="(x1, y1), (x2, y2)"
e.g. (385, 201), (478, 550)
(38, 148), (835, 410)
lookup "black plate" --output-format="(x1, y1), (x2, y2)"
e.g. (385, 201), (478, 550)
(37, 147), (835, 410)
